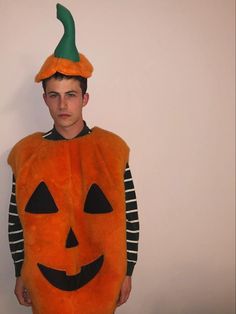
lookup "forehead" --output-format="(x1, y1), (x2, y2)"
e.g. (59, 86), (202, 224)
(45, 77), (81, 92)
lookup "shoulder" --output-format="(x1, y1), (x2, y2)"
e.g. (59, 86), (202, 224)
(10, 132), (43, 151)
(91, 127), (129, 148)
(8, 132), (43, 163)
(90, 127), (130, 168)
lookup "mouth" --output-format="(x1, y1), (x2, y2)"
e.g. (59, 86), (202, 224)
(58, 113), (71, 118)
(38, 255), (104, 291)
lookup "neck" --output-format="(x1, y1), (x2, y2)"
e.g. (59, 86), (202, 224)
(54, 121), (84, 139)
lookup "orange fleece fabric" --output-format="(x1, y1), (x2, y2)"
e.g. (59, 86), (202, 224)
(8, 127), (129, 314)
(35, 53), (93, 82)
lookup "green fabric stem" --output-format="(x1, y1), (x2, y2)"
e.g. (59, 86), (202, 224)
(54, 3), (80, 62)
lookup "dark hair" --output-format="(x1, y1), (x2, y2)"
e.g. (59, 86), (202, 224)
(42, 72), (87, 96)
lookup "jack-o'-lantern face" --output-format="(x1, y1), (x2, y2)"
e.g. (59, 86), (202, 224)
(25, 181), (113, 291)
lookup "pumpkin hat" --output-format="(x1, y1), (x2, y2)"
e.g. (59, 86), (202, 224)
(35, 3), (93, 82)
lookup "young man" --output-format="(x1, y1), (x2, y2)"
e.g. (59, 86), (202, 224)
(8, 4), (139, 314)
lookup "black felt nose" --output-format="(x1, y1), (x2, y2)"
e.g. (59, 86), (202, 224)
(66, 228), (79, 248)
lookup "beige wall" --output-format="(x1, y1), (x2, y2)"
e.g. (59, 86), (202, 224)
(0, 1), (235, 313)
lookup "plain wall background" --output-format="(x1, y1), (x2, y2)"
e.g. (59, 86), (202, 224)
(0, 1), (235, 313)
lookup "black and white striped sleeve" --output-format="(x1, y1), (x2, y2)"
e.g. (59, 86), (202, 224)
(8, 175), (24, 277)
(124, 163), (139, 276)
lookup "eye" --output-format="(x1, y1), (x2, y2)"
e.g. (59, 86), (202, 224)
(25, 182), (58, 214)
(67, 93), (76, 97)
(48, 93), (58, 98)
(84, 184), (113, 214)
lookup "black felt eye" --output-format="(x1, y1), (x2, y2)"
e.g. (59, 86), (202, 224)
(25, 182), (58, 214)
(84, 184), (113, 214)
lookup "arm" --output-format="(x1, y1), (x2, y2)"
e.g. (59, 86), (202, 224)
(117, 164), (139, 306)
(125, 164), (139, 276)
(8, 175), (31, 306)
(8, 175), (24, 276)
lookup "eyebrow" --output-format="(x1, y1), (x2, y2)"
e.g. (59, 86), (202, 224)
(65, 90), (78, 94)
(47, 90), (78, 94)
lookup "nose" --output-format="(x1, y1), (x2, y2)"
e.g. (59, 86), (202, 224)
(59, 96), (67, 110)
(66, 228), (79, 248)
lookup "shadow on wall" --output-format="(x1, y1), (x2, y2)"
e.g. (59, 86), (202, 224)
(1, 75), (51, 138)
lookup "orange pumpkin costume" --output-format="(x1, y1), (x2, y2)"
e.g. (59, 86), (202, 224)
(8, 127), (129, 314)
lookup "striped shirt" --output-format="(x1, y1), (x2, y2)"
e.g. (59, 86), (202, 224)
(8, 123), (139, 276)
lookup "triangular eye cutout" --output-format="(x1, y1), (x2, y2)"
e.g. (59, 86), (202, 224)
(66, 228), (79, 248)
(25, 182), (58, 214)
(84, 184), (113, 214)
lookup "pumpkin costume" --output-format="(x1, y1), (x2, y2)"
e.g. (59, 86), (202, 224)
(8, 128), (129, 313)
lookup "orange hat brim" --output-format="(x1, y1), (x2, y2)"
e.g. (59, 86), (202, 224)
(35, 53), (93, 82)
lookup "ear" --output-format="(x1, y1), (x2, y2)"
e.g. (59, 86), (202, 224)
(43, 93), (48, 107)
(82, 93), (89, 107)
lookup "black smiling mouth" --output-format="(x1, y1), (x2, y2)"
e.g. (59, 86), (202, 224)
(38, 255), (104, 291)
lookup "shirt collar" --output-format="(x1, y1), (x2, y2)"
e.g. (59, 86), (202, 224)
(43, 121), (91, 141)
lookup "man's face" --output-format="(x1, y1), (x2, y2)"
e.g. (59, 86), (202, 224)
(43, 78), (89, 136)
